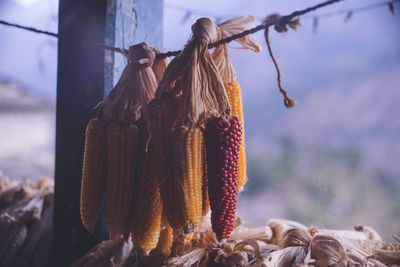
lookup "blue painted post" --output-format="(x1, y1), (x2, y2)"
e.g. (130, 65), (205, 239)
(54, 0), (163, 265)
(105, 0), (163, 96)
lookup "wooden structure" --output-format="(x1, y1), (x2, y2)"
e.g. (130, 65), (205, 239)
(53, 0), (162, 265)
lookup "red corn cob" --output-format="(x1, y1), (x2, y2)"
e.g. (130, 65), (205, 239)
(205, 115), (242, 240)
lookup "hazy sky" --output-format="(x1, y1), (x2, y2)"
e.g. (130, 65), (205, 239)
(0, 0), (58, 96)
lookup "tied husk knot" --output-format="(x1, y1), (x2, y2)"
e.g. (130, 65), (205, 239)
(155, 17), (230, 128)
(98, 42), (158, 124)
(127, 42), (156, 70)
(191, 17), (221, 43)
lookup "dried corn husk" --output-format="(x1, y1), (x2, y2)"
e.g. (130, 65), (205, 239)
(110, 238), (135, 266)
(267, 218), (307, 246)
(151, 47), (170, 84)
(229, 226), (273, 243)
(264, 246), (308, 267)
(212, 15), (261, 84)
(0, 174), (52, 210)
(27, 192), (53, 267)
(71, 238), (126, 267)
(310, 234), (347, 267)
(0, 175), (54, 267)
(0, 213), (28, 266)
(262, 228), (311, 267)
(309, 226), (394, 255)
(71, 213), (399, 267)
(354, 225), (382, 241)
(99, 42), (157, 124)
(367, 249), (400, 265)
(155, 17), (231, 127)
(214, 241), (249, 267)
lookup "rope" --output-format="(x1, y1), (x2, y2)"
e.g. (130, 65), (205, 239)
(264, 27), (296, 109)
(0, 0), (346, 58)
(0, 19), (58, 37)
(303, 0), (398, 20)
(157, 0), (346, 58)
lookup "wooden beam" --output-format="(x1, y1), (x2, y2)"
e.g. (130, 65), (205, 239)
(53, 0), (163, 265)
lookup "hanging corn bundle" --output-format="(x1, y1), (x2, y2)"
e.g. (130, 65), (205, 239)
(152, 17), (243, 241)
(212, 16), (261, 192)
(80, 43), (160, 240)
(128, 47), (170, 254)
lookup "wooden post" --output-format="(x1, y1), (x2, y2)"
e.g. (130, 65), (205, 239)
(53, 0), (162, 265)
(53, 0), (108, 265)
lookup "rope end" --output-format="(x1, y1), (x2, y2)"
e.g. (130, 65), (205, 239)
(284, 96), (297, 108)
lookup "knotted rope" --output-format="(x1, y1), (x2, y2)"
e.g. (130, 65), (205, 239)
(264, 14), (300, 108)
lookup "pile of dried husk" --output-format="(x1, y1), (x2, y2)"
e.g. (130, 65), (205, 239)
(0, 171), (54, 267)
(73, 216), (400, 267)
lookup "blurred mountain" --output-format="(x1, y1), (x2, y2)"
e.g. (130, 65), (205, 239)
(0, 78), (55, 180)
(250, 65), (400, 176)
(0, 79), (54, 112)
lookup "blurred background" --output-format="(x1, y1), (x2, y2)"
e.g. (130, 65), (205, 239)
(0, 0), (399, 240)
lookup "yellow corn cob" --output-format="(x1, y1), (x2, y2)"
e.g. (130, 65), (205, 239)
(185, 233), (194, 245)
(202, 139), (210, 216)
(155, 222), (174, 257)
(130, 142), (162, 254)
(144, 214), (173, 266)
(170, 126), (204, 232)
(105, 122), (138, 239)
(147, 96), (182, 230)
(225, 81), (247, 190)
(80, 118), (108, 233)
